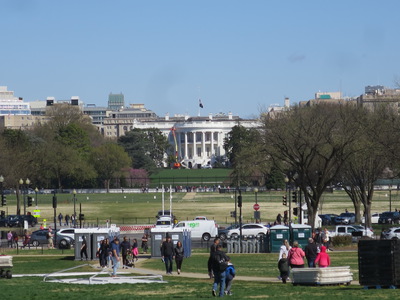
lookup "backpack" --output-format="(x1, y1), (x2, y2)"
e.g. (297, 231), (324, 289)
(214, 252), (228, 272)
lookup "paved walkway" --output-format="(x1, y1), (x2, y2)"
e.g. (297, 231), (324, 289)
(133, 257), (279, 282)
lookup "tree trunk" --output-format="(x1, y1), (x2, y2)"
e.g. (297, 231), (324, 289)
(353, 201), (362, 223)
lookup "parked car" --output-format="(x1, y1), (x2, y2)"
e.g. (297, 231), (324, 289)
(155, 210), (174, 219)
(5, 215), (22, 227)
(334, 213), (356, 225)
(381, 227), (400, 240)
(57, 228), (75, 240)
(378, 211), (400, 224)
(218, 224), (240, 240)
(0, 215), (7, 227)
(29, 229), (74, 249)
(324, 213), (340, 225)
(227, 223), (269, 238)
(361, 213), (381, 224)
(319, 214), (333, 226)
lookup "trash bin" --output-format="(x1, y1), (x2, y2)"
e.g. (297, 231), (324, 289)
(269, 225), (290, 253)
(290, 224), (311, 249)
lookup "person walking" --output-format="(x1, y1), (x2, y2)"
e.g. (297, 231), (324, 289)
(47, 227), (54, 249)
(323, 228), (331, 250)
(65, 214), (70, 226)
(80, 236), (88, 260)
(161, 236), (174, 275)
(279, 239), (291, 260)
(315, 245), (331, 268)
(174, 241), (184, 274)
(287, 241), (305, 268)
(111, 237), (121, 277)
(120, 236), (131, 269)
(208, 238), (220, 278)
(278, 253), (289, 284)
(58, 213), (63, 226)
(304, 237), (319, 267)
(99, 238), (110, 268)
(7, 231), (13, 248)
(132, 238), (139, 262)
(211, 244), (229, 297)
(141, 234), (148, 254)
(225, 257), (236, 295)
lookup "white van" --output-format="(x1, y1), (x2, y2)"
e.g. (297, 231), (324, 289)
(174, 219), (218, 241)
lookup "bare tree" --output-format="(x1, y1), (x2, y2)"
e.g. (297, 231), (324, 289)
(261, 103), (363, 228)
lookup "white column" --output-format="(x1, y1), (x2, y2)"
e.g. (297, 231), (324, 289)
(202, 131), (206, 160)
(178, 132), (182, 161)
(210, 131), (214, 158)
(184, 132), (188, 159)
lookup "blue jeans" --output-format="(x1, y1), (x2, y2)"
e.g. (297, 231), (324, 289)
(308, 259), (316, 268)
(164, 255), (173, 273)
(112, 256), (120, 275)
(213, 270), (226, 297)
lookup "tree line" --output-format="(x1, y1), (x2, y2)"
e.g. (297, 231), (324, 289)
(224, 103), (400, 228)
(0, 104), (171, 195)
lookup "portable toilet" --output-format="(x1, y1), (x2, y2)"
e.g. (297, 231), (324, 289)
(74, 226), (120, 261)
(150, 227), (191, 258)
(269, 225), (290, 253)
(290, 224), (312, 249)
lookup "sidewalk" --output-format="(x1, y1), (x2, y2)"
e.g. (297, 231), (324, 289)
(133, 257), (277, 282)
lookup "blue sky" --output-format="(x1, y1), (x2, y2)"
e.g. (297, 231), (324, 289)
(2, 0), (400, 118)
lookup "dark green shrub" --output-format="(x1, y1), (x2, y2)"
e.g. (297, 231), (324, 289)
(331, 235), (352, 246)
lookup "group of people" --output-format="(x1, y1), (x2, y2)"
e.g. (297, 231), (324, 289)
(96, 236), (140, 275)
(57, 212), (76, 227)
(278, 238), (331, 284)
(160, 236), (185, 275)
(208, 238), (236, 297)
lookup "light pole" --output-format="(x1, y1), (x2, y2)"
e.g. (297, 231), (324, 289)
(254, 188), (258, 204)
(254, 187), (259, 222)
(35, 187), (39, 207)
(73, 189), (77, 228)
(19, 178), (30, 215)
(284, 175), (292, 229)
(0, 175), (4, 207)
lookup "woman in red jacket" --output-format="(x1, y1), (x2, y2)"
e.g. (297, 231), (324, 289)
(287, 241), (305, 268)
(315, 245), (331, 268)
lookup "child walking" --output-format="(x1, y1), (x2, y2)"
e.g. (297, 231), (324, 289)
(278, 253), (290, 283)
(225, 257), (236, 295)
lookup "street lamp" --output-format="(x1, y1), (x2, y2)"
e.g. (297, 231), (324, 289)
(284, 175), (292, 228)
(254, 187), (259, 222)
(0, 175), (4, 207)
(35, 187), (39, 207)
(73, 189), (77, 228)
(19, 178), (30, 215)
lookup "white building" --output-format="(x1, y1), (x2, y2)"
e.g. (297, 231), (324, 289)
(0, 86), (30, 115)
(102, 112), (260, 168)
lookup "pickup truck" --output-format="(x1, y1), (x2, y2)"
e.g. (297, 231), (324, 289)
(330, 225), (374, 238)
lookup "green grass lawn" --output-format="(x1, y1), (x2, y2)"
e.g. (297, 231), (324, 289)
(1, 253), (398, 299)
(2, 189), (400, 230)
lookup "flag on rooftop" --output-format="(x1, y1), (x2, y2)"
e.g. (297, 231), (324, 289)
(199, 99), (203, 108)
